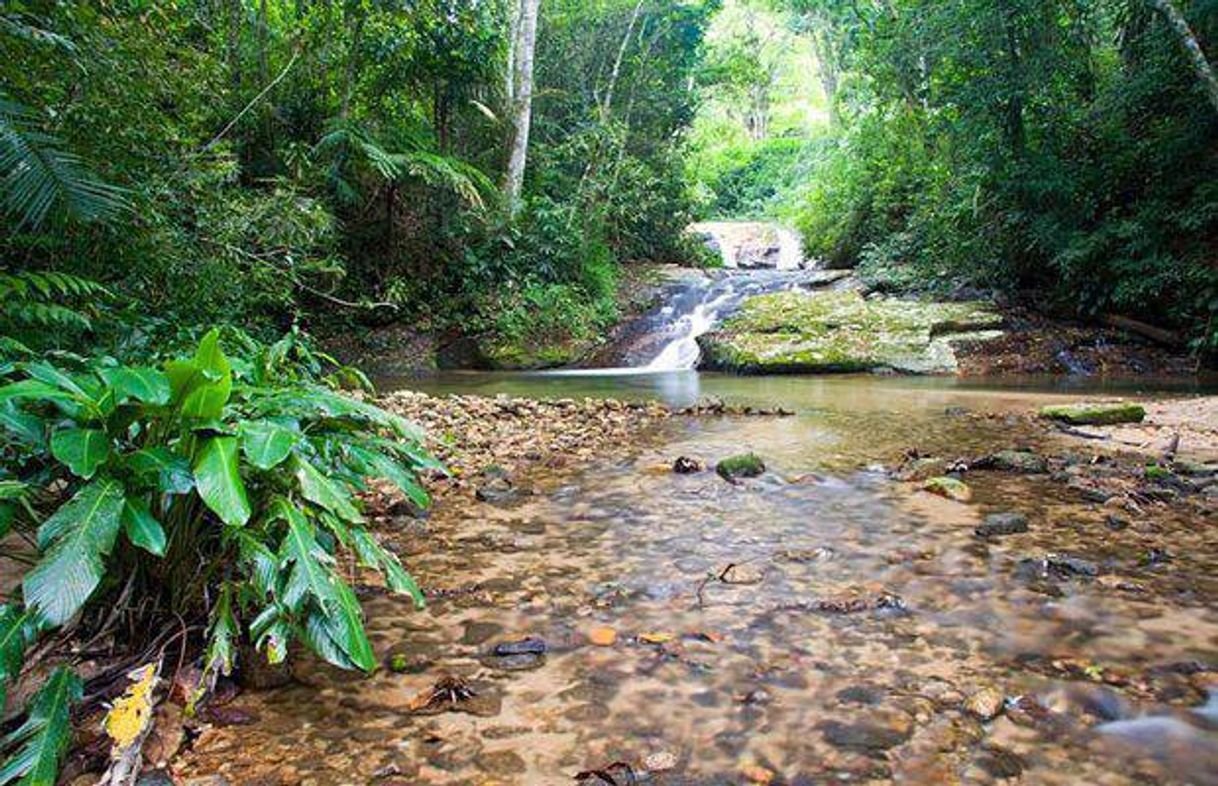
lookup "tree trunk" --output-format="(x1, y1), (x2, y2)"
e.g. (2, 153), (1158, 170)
(504, 0), (540, 217)
(506, 0), (521, 103)
(601, 0), (646, 122)
(1152, 0), (1218, 114)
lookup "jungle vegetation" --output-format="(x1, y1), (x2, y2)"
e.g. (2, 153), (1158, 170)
(0, 0), (1216, 781)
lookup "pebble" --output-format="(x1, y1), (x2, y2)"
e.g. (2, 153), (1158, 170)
(964, 686), (1005, 721)
(644, 750), (678, 772)
(587, 627), (617, 647)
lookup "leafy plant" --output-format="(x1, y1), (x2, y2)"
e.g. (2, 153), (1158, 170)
(0, 329), (438, 781)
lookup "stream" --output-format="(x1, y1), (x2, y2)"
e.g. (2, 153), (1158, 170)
(179, 232), (1218, 784)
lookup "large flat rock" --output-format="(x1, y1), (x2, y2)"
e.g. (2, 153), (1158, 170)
(698, 289), (1003, 374)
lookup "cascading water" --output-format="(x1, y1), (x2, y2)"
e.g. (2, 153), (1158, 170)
(641, 222), (814, 371)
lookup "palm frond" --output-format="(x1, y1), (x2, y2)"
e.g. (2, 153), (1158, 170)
(0, 96), (128, 229)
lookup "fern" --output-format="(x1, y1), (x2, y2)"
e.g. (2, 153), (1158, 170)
(0, 667), (80, 786)
(0, 95), (127, 229)
(315, 119), (494, 209)
(0, 271), (110, 337)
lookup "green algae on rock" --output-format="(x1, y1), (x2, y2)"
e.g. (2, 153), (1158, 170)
(922, 476), (973, 502)
(717, 452), (766, 480)
(698, 289), (1003, 374)
(1038, 402), (1146, 425)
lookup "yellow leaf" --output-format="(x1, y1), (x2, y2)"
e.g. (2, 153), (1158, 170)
(638, 631), (673, 644)
(104, 664), (159, 750)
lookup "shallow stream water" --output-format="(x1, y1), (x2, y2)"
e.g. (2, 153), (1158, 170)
(181, 372), (1218, 785)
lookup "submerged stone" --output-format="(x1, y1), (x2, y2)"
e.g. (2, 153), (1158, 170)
(1039, 402), (1146, 425)
(975, 512), (1029, 538)
(717, 452), (766, 480)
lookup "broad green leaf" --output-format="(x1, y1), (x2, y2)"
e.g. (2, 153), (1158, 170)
(350, 446), (430, 508)
(49, 428), (109, 479)
(127, 448), (193, 495)
(240, 419), (299, 470)
(0, 666), (81, 786)
(0, 402), (44, 446)
(0, 380), (77, 408)
(179, 378), (231, 420)
(121, 500), (166, 557)
(0, 605), (41, 712)
(164, 358), (199, 402)
(298, 608), (359, 671)
(24, 480), (125, 626)
(21, 362), (95, 401)
(193, 437), (250, 527)
(351, 529), (424, 608)
(193, 328), (231, 381)
(167, 331), (232, 419)
(294, 457), (363, 523)
(98, 367), (170, 405)
(319, 580), (375, 672)
(273, 499), (338, 610)
(235, 532), (278, 598)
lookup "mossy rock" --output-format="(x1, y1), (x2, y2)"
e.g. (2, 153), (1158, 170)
(479, 338), (590, 370)
(922, 476), (972, 502)
(717, 453), (766, 480)
(1039, 402), (1146, 426)
(699, 289), (1003, 375)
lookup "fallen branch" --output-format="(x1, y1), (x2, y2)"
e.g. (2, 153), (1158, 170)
(201, 51), (300, 152)
(1103, 314), (1182, 347)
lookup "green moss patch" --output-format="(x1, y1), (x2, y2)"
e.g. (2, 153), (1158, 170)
(922, 476), (973, 502)
(717, 452), (766, 480)
(699, 290), (1002, 375)
(1038, 402), (1146, 426)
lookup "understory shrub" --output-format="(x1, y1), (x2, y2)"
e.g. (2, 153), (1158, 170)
(0, 329), (438, 782)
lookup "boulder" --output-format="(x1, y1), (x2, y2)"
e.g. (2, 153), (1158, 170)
(699, 289), (1003, 375)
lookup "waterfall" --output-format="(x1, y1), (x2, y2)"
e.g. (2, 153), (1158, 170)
(639, 222), (812, 371)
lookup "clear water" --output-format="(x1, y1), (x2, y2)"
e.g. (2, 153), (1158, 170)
(180, 372), (1218, 785)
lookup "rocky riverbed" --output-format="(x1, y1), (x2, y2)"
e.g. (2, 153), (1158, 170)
(164, 388), (1217, 786)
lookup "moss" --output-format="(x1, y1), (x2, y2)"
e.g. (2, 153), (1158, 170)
(479, 338), (590, 370)
(1038, 402), (1146, 426)
(387, 653), (410, 673)
(921, 476), (972, 502)
(717, 452), (766, 480)
(699, 289), (1002, 375)
(1144, 464), (1173, 482)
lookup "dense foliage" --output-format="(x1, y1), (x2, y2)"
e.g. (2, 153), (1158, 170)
(0, 328), (436, 782)
(778, 0), (1218, 350)
(1, 1), (715, 364)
